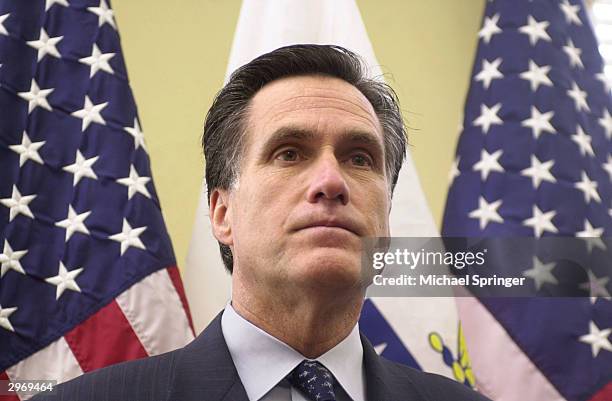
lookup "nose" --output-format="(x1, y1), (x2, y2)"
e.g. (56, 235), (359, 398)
(305, 155), (350, 205)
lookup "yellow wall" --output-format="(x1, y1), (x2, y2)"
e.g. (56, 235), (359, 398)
(112, 0), (485, 267)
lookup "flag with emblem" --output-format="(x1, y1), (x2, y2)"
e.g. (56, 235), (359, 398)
(443, 0), (612, 400)
(0, 0), (194, 394)
(185, 0), (474, 384)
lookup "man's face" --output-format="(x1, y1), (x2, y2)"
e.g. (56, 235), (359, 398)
(217, 75), (391, 294)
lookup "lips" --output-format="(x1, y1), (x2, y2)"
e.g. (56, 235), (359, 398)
(295, 216), (362, 236)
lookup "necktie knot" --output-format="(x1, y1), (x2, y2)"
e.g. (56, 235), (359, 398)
(288, 360), (336, 401)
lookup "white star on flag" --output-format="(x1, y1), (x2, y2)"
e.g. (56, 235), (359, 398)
(26, 28), (63, 62)
(448, 157), (460, 184)
(473, 149), (504, 180)
(520, 155), (556, 189)
(0, 305), (17, 332)
(87, 0), (116, 29)
(579, 321), (612, 358)
(521, 106), (555, 139)
(598, 109), (612, 140)
(478, 13), (502, 44)
(17, 80), (54, 114)
(116, 165), (152, 199)
(79, 43), (115, 77)
(0, 14), (9, 36)
(576, 220), (606, 253)
(45, 262), (84, 300)
(574, 171), (601, 203)
(567, 82), (589, 112)
(563, 39), (584, 69)
(560, 0), (582, 26)
(124, 118), (147, 150)
(522, 205), (558, 237)
(522, 256), (557, 291)
(604, 155), (612, 180)
(579, 271), (611, 304)
(468, 196), (504, 230)
(519, 60), (553, 92)
(473, 103), (503, 134)
(0, 240), (27, 278)
(0, 186), (36, 222)
(109, 219), (147, 256)
(475, 58), (503, 89)
(9, 131), (45, 167)
(45, 0), (69, 11)
(596, 72), (612, 93)
(571, 125), (594, 157)
(519, 15), (551, 46)
(62, 150), (99, 186)
(55, 205), (91, 242)
(71, 96), (108, 131)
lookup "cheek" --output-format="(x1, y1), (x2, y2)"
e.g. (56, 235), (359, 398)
(365, 182), (390, 234)
(232, 176), (293, 235)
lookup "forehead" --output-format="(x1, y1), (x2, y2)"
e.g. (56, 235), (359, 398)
(245, 75), (383, 142)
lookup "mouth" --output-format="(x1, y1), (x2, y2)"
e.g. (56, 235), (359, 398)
(298, 220), (361, 236)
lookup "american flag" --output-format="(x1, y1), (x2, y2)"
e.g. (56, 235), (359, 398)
(443, 0), (612, 400)
(0, 0), (194, 396)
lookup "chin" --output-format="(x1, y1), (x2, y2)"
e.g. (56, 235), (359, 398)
(292, 249), (364, 291)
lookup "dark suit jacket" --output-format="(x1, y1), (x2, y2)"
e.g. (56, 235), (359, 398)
(32, 312), (491, 401)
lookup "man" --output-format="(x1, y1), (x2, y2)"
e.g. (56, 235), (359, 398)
(33, 45), (490, 401)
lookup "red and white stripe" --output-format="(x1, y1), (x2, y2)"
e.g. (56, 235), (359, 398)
(2, 267), (194, 400)
(457, 297), (564, 401)
(458, 298), (612, 401)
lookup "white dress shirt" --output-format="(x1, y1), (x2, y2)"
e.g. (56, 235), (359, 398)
(221, 303), (366, 401)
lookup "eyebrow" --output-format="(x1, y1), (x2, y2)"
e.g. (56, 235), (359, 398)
(260, 126), (385, 157)
(340, 131), (383, 150)
(259, 127), (316, 154)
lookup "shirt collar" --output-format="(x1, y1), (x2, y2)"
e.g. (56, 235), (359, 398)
(221, 303), (365, 401)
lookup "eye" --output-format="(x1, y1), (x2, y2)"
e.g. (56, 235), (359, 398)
(275, 149), (300, 162)
(350, 153), (373, 168)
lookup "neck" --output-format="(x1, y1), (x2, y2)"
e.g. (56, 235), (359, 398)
(232, 281), (364, 358)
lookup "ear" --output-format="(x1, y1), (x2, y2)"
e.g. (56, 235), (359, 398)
(209, 188), (233, 246)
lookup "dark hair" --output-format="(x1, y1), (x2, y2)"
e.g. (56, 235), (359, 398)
(203, 44), (406, 273)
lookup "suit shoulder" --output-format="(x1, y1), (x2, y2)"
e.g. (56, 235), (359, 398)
(30, 349), (181, 401)
(380, 357), (492, 401)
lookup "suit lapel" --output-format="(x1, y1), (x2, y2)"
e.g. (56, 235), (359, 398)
(169, 313), (430, 401)
(361, 333), (427, 401)
(168, 312), (249, 401)
(361, 333), (392, 400)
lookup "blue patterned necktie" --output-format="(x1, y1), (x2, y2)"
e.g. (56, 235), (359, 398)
(288, 360), (337, 401)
